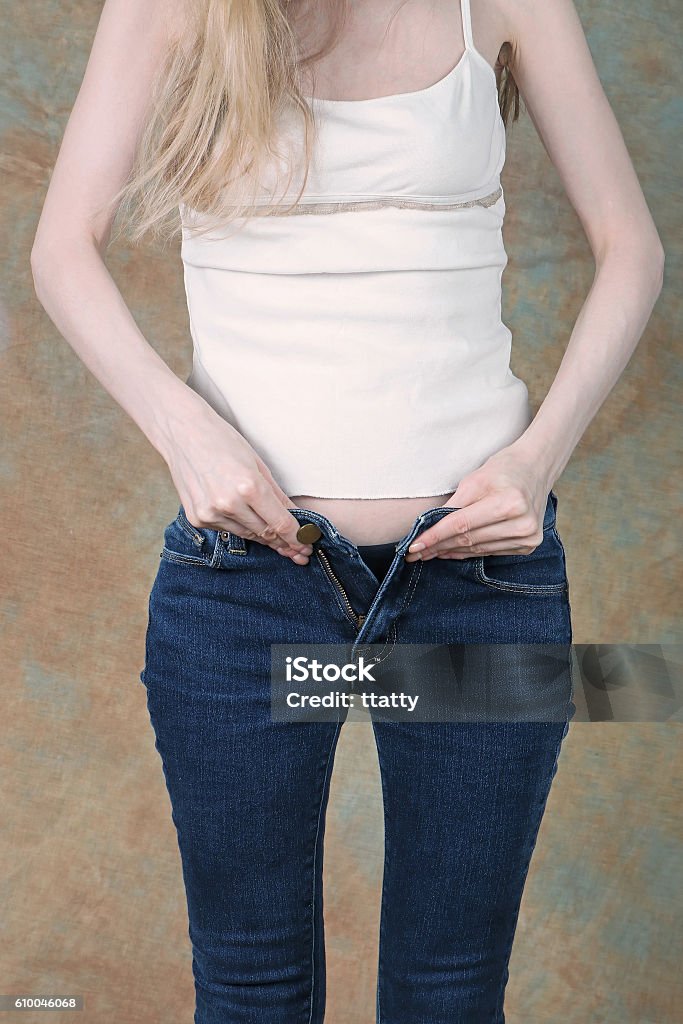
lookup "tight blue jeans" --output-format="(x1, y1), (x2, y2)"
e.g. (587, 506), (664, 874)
(139, 489), (575, 1023)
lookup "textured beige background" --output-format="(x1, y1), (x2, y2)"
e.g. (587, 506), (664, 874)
(2, 2), (681, 1022)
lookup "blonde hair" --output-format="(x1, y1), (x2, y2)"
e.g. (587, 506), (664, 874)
(109, 0), (521, 247)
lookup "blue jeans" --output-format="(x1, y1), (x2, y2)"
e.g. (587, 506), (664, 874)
(140, 490), (575, 1023)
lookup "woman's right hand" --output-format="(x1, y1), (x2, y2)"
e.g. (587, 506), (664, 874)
(163, 405), (313, 565)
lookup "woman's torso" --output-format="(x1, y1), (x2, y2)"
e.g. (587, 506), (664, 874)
(180, 0), (532, 545)
(293, 3), (475, 542)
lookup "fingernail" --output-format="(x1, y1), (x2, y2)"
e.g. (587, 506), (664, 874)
(409, 541), (425, 552)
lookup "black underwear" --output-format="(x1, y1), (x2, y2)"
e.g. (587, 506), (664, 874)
(357, 541), (401, 584)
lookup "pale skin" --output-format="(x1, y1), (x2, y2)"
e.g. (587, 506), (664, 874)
(31, 0), (664, 565)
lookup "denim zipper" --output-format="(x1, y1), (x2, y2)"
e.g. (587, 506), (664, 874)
(316, 548), (366, 631)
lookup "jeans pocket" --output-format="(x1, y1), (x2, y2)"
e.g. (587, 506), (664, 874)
(160, 505), (223, 568)
(473, 492), (568, 596)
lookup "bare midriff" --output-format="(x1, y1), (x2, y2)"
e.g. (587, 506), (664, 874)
(289, 493), (454, 546)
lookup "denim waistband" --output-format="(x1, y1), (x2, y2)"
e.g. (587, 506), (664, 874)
(288, 504), (461, 557)
(175, 491), (557, 561)
(288, 489), (558, 556)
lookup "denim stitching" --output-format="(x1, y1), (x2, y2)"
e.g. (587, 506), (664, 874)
(175, 509), (205, 546)
(361, 619), (398, 668)
(160, 548), (212, 567)
(552, 526), (574, 647)
(492, 715), (571, 1020)
(356, 511), (444, 663)
(175, 508), (248, 559)
(226, 541), (248, 554)
(219, 529), (248, 554)
(474, 521), (567, 595)
(399, 557), (424, 618)
(210, 531), (225, 568)
(474, 557), (568, 595)
(162, 526), (224, 569)
(370, 559), (424, 666)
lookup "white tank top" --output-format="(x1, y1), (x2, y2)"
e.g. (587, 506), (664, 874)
(179, 0), (533, 498)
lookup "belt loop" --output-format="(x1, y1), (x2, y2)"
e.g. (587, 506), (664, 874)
(218, 529), (247, 555)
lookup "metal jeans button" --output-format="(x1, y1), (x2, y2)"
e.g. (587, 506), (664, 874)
(296, 523), (322, 544)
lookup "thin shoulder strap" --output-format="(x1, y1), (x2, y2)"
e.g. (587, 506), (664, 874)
(460, 0), (474, 51)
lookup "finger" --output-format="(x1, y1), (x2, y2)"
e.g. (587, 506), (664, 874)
(419, 537), (540, 560)
(214, 508), (285, 546)
(278, 547), (312, 564)
(256, 457), (298, 510)
(210, 484), (293, 545)
(215, 513), (312, 562)
(251, 468), (311, 558)
(209, 504), (307, 556)
(183, 508), (272, 541)
(407, 495), (508, 554)
(243, 477), (312, 551)
(420, 516), (538, 557)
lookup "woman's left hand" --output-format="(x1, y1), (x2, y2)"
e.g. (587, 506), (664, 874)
(404, 447), (553, 562)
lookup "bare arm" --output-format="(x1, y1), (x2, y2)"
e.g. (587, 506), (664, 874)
(408, 0), (665, 559)
(504, 0), (665, 483)
(30, 0), (312, 563)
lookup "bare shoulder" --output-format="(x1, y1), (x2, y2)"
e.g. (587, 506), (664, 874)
(94, 0), (198, 60)
(31, 0), (200, 251)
